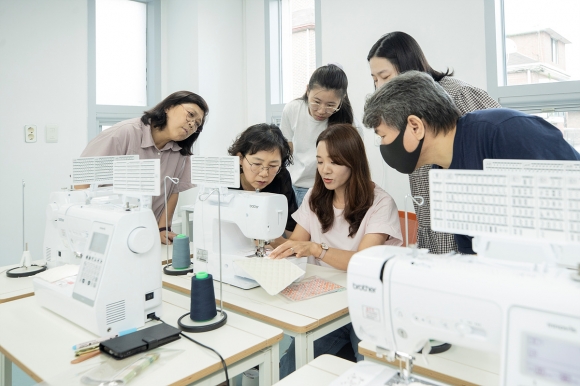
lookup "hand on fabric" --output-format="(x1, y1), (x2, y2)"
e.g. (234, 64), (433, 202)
(269, 240), (319, 259)
(160, 230), (177, 245)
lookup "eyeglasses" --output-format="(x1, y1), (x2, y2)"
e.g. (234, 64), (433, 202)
(308, 101), (341, 115)
(181, 105), (202, 129)
(244, 156), (282, 175)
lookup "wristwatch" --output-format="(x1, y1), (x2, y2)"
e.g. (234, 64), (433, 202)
(317, 243), (329, 260)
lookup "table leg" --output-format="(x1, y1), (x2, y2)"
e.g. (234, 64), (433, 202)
(0, 352), (12, 386)
(258, 346), (272, 386)
(294, 333), (308, 370)
(270, 342), (279, 383)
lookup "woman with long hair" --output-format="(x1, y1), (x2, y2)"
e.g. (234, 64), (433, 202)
(270, 123), (402, 377)
(280, 64), (363, 207)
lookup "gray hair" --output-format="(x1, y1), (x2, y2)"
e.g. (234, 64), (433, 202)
(363, 71), (460, 136)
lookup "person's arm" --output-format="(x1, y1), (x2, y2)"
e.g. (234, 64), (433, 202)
(269, 226), (388, 271)
(158, 193), (179, 244)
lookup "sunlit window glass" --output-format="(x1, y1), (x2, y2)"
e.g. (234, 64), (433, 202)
(281, 0), (316, 103)
(504, 0), (580, 86)
(96, 0), (147, 106)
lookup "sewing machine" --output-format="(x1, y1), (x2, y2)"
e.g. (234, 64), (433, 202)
(43, 155), (138, 268)
(192, 187), (306, 289)
(34, 159), (162, 336)
(335, 166), (580, 385)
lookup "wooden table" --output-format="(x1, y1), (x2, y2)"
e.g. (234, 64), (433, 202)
(274, 354), (355, 385)
(358, 340), (500, 386)
(0, 289), (283, 386)
(163, 264), (351, 369)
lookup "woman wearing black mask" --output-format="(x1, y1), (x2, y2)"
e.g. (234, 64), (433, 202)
(367, 31), (500, 255)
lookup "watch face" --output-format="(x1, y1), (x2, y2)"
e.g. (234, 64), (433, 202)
(321, 243), (329, 250)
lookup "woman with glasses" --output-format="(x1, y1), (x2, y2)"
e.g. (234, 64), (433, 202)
(79, 91), (209, 245)
(280, 64), (363, 207)
(270, 123), (402, 377)
(228, 123), (298, 247)
(368, 31), (500, 255)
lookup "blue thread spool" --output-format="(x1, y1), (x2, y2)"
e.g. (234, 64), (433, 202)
(190, 272), (217, 322)
(172, 234), (191, 269)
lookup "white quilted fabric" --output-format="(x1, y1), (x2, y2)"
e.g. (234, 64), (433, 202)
(234, 258), (306, 295)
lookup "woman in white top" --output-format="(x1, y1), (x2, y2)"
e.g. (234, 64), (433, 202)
(270, 123), (402, 378)
(280, 64), (363, 206)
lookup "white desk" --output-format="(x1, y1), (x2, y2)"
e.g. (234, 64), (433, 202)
(163, 264), (351, 370)
(0, 289), (283, 386)
(358, 340), (500, 386)
(274, 355), (355, 385)
(0, 248), (183, 305)
(0, 262), (45, 304)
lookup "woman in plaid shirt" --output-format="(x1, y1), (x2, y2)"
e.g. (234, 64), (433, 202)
(367, 31), (501, 254)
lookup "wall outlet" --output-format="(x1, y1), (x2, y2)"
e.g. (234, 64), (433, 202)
(46, 125), (58, 143)
(24, 125), (37, 143)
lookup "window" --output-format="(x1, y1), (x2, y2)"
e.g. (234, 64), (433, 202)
(265, 0), (321, 124)
(88, 0), (161, 138)
(485, 0), (580, 112)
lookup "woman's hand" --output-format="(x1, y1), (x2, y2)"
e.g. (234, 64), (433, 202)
(269, 240), (320, 259)
(160, 230), (177, 245)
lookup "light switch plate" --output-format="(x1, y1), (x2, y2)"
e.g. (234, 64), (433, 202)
(24, 125), (37, 143)
(46, 125), (58, 143)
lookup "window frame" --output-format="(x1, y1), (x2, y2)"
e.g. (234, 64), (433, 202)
(484, 0), (580, 113)
(264, 0), (322, 125)
(87, 0), (161, 139)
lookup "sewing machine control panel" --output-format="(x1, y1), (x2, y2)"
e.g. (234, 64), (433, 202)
(73, 222), (113, 304)
(505, 306), (580, 385)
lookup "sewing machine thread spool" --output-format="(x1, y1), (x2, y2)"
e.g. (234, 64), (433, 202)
(172, 234), (191, 269)
(190, 272), (217, 322)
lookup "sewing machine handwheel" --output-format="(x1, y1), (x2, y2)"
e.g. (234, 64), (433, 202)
(127, 227), (155, 254)
(417, 341), (452, 355)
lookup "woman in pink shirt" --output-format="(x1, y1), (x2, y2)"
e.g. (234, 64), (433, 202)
(270, 123), (402, 377)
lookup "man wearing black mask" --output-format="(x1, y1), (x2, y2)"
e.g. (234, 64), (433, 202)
(363, 71), (580, 254)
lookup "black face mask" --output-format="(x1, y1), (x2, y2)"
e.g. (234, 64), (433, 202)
(379, 126), (424, 175)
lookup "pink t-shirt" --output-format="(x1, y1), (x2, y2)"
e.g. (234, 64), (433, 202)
(292, 184), (403, 269)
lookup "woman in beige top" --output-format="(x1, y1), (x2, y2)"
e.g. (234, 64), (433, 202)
(80, 91), (209, 244)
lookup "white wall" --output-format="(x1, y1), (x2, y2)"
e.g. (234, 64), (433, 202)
(319, 0), (489, 211)
(0, 0), (88, 266)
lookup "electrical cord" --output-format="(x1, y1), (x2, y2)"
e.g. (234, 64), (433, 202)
(149, 315), (229, 384)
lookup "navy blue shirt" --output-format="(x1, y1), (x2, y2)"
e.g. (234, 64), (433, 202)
(448, 108), (580, 253)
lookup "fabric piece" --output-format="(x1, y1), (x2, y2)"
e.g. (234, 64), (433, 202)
(409, 76), (501, 254)
(292, 184), (402, 269)
(449, 108), (580, 253)
(81, 118), (194, 221)
(231, 168), (298, 232)
(279, 275), (344, 302)
(280, 99), (364, 188)
(233, 258), (305, 295)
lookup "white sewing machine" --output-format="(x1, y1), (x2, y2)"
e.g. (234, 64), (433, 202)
(344, 245), (580, 385)
(192, 187), (306, 289)
(334, 166), (580, 385)
(34, 159), (162, 336)
(43, 155), (137, 268)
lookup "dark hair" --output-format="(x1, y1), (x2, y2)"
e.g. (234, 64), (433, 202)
(309, 124), (374, 237)
(228, 123), (293, 168)
(363, 71), (461, 136)
(367, 31), (453, 82)
(141, 91), (209, 156)
(300, 64), (354, 126)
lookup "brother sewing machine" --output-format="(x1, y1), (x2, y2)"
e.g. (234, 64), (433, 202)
(191, 156), (306, 290)
(334, 165), (580, 386)
(34, 158), (163, 336)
